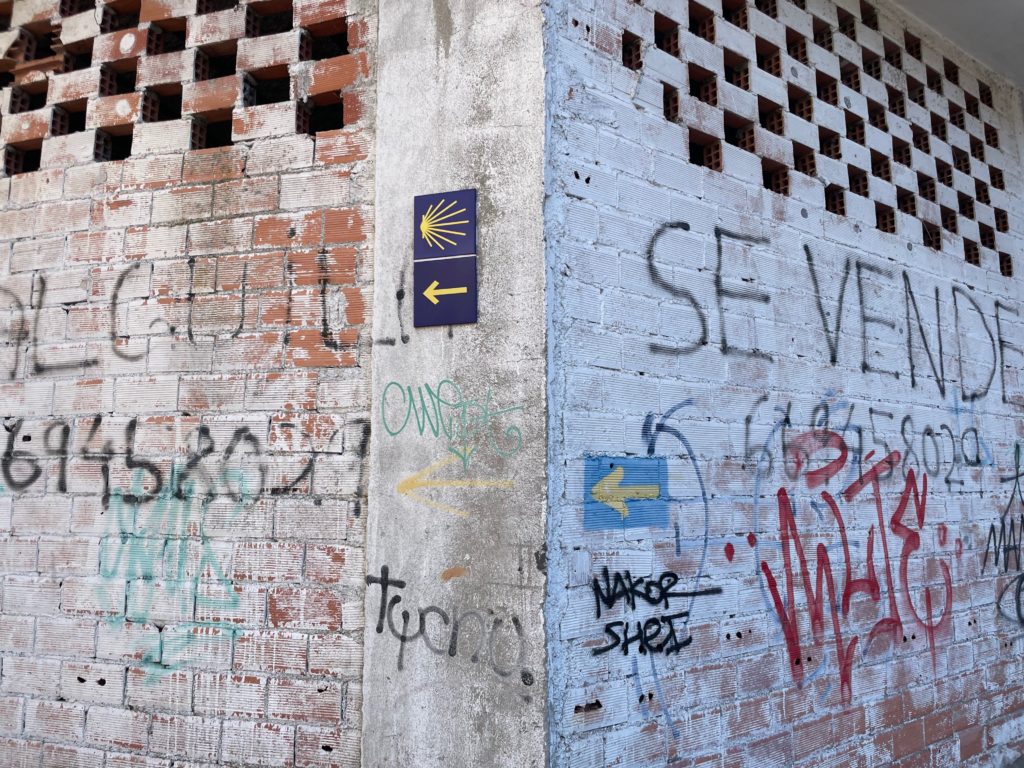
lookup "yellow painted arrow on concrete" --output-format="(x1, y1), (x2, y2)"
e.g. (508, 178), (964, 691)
(397, 455), (513, 517)
(592, 465), (660, 519)
(423, 280), (468, 305)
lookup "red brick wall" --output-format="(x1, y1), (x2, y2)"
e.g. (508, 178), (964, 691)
(0, 0), (373, 764)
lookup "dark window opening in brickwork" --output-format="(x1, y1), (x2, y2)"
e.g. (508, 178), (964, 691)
(940, 206), (957, 233)
(141, 88), (183, 122)
(724, 50), (750, 90)
(971, 136), (985, 162)
(927, 67), (943, 94)
(908, 77), (925, 107)
(64, 41), (93, 71)
(918, 173), (936, 203)
(931, 113), (947, 141)
(949, 103), (965, 130)
(756, 39), (781, 77)
(905, 32), (922, 60)
(923, 221), (941, 250)
(819, 126), (841, 159)
(198, 0), (238, 13)
(965, 93), (980, 118)
(762, 159), (789, 195)
(888, 87), (905, 119)
(306, 20), (348, 60)
(60, 0), (91, 15)
(816, 72), (838, 106)
(689, 64), (718, 106)
(16, 29), (57, 62)
(786, 28), (808, 66)
(247, 1), (293, 37)
(4, 145), (40, 176)
(724, 112), (756, 152)
(951, 147), (968, 174)
(621, 31), (642, 70)
(912, 125), (930, 153)
(845, 111), (865, 145)
(243, 72), (291, 106)
(1001, 252), (1013, 277)
(825, 184), (846, 215)
(985, 124), (999, 148)
(195, 45), (238, 80)
(979, 82), (993, 108)
(94, 130), (132, 162)
(101, 3), (140, 34)
(191, 116), (233, 148)
(663, 83), (679, 122)
(980, 224), (996, 250)
(51, 103), (86, 135)
(840, 59), (860, 91)
(788, 85), (813, 121)
(976, 180), (990, 205)
(990, 166), (1005, 190)
(868, 100), (887, 130)
(10, 84), (47, 114)
(148, 24), (187, 55)
(943, 57), (959, 85)
(964, 240), (980, 266)
(871, 151), (891, 182)
(995, 209), (1009, 233)
(849, 166), (869, 197)
(958, 193), (975, 220)
(654, 13), (680, 57)
(789, 0), (805, 9)
(688, 129), (723, 171)
(723, 0), (748, 30)
(837, 8), (856, 40)
(688, 2), (715, 43)
(893, 138), (911, 167)
(755, 0), (778, 19)
(936, 160), (953, 187)
(897, 188), (917, 216)
(758, 98), (785, 135)
(794, 142), (816, 176)
(876, 203), (896, 233)
(100, 64), (137, 96)
(812, 17), (833, 51)
(863, 50), (881, 81)
(302, 95), (345, 135)
(861, 2), (879, 30)
(883, 39), (902, 69)
(0, 12), (9, 33)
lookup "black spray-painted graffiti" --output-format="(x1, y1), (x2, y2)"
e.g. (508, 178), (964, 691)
(591, 567), (722, 656)
(983, 443), (1024, 624)
(365, 565), (535, 686)
(647, 224), (1023, 406)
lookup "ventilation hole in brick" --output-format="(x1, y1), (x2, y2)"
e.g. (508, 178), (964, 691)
(51, 103), (87, 135)
(9, 85), (47, 114)
(688, 129), (722, 171)
(147, 24), (186, 56)
(862, 50), (881, 81)
(867, 100), (886, 130)
(980, 224), (996, 250)
(621, 30), (642, 71)
(912, 126), (930, 153)
(198, 0), (238, 13)
(825, 184), (845, 216)
(819, 127), (841, 160)
(101, 4), (140, 34)
(724, 112), (756, 152)
(990, 166), (1005, 190)
(964, 240), (980, 266)
(756, 38), (781, 77)
(299, 97), (345, 135)
(755, 0), (778, 18)
(790, 0), (805, 9)
(0, 14), (9, 33)
(815, 72), (838, 106)
(321, 745), (334, 753)
(60, 0), (91, 15)
(788, 85), (813, 121)
(860, 2), (878, 30)
(893, 138), (911, 167)
(979, 82), (993, 108)
(995, 209), (1009, 233)
(306, 19), (348, 60)
(888, 87), (905, 119)
(689, 64), (718, 107)
(940, 206), (957, 233)
(870, 151), (891, 182)
(948, 103), (965, 130)
(883, 38), (902, 69)
(931, 113), (947, 142)
(759, 97), (785, 135)
(917, 174), (936, 203)
(927, 67), (943, 94)
(839, 59), (859, 91)
(191, 116), (233, 149)
(876, 203), (895, 233)
(812, 17), (833, 51)
(845, 112), (865, 145)
(688, 2), (715, 43)
(243, 72), (291, 106)
(195, 45), (237, 80)
(793, 142), (816, 176)
(141, 88), (183, 122)
(922, 221), (941, 250)
(723, 0), (748, 30)
(663, 83), (679, 122)
(958, 193), (975, 220)
(837, 8), (856, 40)
(762, 159), (789, 195)
(247, 2), (293, 37)
(723, 50), (750, 90)
(904, 32), (922, 61)
(907, 77), (925, 108)
(3, 145), (41, 176)
(848, 166), (869, 197)
(94, 130), (132, 161)
(99, 64), (137, 96)
(952, 147), (970, 174)
(897, 188), (917, 216)
(970, 136), (985, 162)
(654, 13), (680, 57)
(976, 180), (990, 206)
(1000, 252), (1013, 277)
(984, 124), (999, 149)
(786, 28), (808, 66)
(943, 58), (959, 86)
(964, 93), (980, 119)
(935, 160), (952, 188)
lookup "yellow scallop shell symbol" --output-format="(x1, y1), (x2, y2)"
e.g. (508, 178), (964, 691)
(419, 198), (469, 251)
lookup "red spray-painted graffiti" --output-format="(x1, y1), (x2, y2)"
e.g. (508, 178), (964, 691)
(759, 430), (954, 704)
